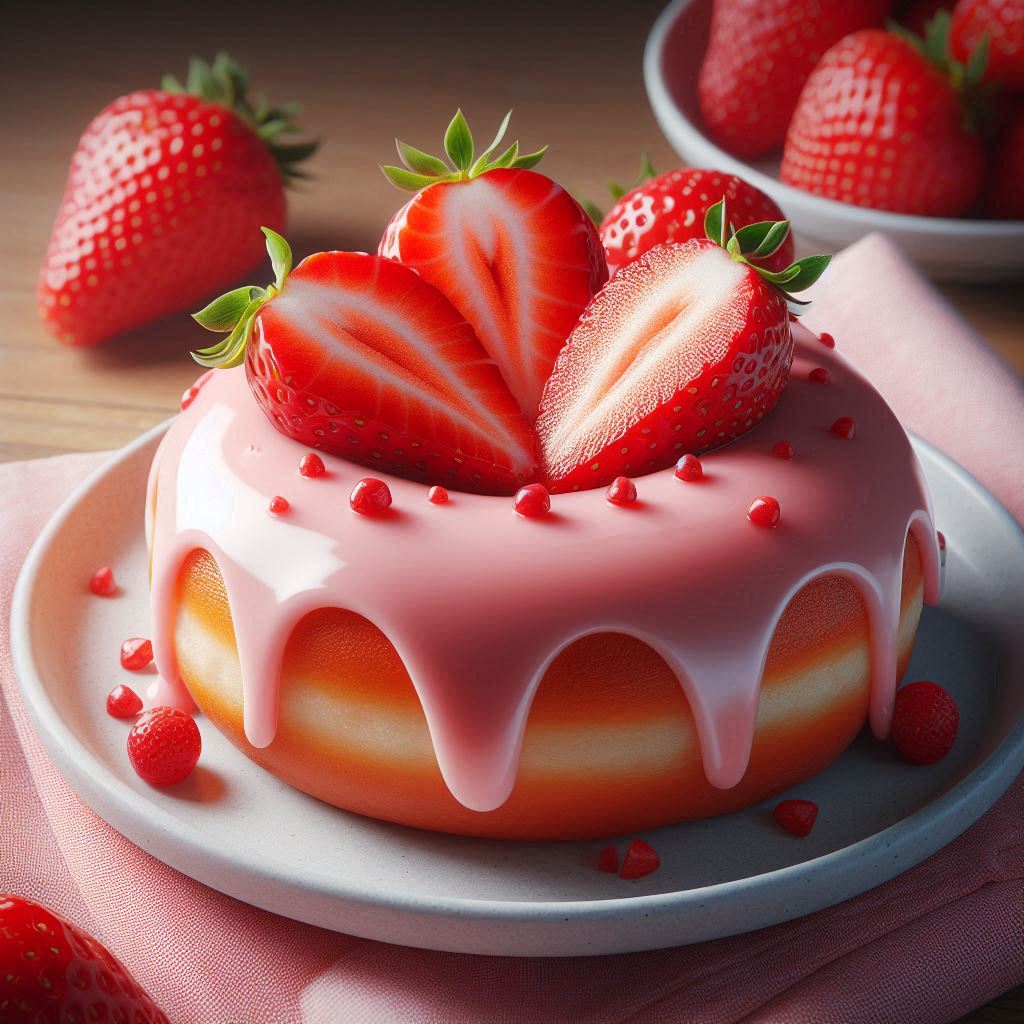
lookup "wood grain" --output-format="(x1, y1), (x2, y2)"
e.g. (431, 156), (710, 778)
(3, 2), (1022, 1018)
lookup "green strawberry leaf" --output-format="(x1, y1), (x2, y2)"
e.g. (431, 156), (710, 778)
(491, 141), (520, 169)
(381, 164), (445, 191)
(397, 140), (451, 176)
(478, 110), (513, 164)
(444, 109), (474, 172)
(261, 227), (292, 290)
(513, 145), (548, 170)
(778, 254), (830, 292)
(734, 219), (791, 258)
(192, 285), (265, 332)
(704, 198), (728, 249)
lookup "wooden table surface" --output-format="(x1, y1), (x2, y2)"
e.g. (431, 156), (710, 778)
(5, 1), (1022, 1018)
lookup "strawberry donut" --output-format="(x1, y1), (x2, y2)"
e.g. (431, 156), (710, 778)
(147, 323), (939, 840)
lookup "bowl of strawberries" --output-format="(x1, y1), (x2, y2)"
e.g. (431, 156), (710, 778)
(644, 0), (1024, 280)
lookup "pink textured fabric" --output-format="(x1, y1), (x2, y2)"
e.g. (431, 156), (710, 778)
(1, 234), (1022, 1023)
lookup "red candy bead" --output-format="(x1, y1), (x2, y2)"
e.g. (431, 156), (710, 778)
(747, 496), (781, 528)
(427, 485), (449, 505)
(513, 483), (551, 518)
(606, 476), (637, 506)
(120, 637), (154, 671)
(598, 844), (619, 873)
(771, 440), (794, 460)
(350, 478), (392, 515)
(268, 495), (290, 515)
(180, 385), (200, 411)
(127, 707), (201, 787)
(299, 453), (326, 478)
(89, 565), (117, 597)
(831, 416), (856, 439)
(809, 367), (830, 384)
(674, 453), (703, 482)
(817, 331), (836, 349)
(890, 681), (959, 765)
(619, 838), (661, 879)
(773, 799), (819, 837)
(106, 685), (143, 719)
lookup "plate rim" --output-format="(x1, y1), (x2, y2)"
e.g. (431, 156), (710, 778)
(642, 0), (1024, 241)
(10, 423), (1024, 948)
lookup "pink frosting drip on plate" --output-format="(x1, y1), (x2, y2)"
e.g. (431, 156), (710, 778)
(147, 325), (940, 813)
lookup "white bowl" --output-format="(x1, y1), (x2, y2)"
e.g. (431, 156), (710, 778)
(643, 0), (1024, 281)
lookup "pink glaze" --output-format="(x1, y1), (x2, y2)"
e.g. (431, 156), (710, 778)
(147, 325), (940, 813)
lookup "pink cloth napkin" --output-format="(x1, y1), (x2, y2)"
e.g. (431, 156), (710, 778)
(2, 233), (1023, 1023)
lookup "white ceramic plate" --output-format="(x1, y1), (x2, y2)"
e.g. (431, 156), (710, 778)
(643, 0), (1024, 281)
(11, 424), (1024, 956)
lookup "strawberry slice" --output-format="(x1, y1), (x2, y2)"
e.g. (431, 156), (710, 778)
(378, 110), (607, 420)
(191, 230), (535, 495)
(536, 202), (829, 493)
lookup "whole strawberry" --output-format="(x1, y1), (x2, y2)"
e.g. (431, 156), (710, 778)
(0, 894), (168, 1023)
(951, 0), (1024, 89)
(39, 53), (316, 347)
(780, 27), (986, 216)
(890, 680), (960, 764)
(598, 164), (794, 277)
(697, 0), (892, 159)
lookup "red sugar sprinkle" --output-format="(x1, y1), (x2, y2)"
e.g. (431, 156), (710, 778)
(774, 799), (819, 837)
(771, 441), (794, 460)
(106, 685), (143, 719)
(268, 495), (290, 516)
(299, 453), (326, 478)
(513, 483), (551, 519)
(427, 485), (449, 505)
(350, 478), (393, 515)
(598, 844), (619, 873)
(674, 453), (703, 482)
(120, 637), (153, 672)
(180, 385), (200, 411)
(748, 496), (781, 528)
(619, 838), (661, 879)
(831, 416), (856, 439)
(89, 566), (117, 597)
(607, 476), (637, 506)
(809, 367), (830, 384)
(817, 332), (836, 349)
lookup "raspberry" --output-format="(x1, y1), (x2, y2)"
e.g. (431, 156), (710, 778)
(427, 485), (449, 505)
(773, 799), (819, 837)
(831, 416), (856, 439)
(619, 838), (660, 879)
(513, 483), (551, 518)
(268, 495), (290, 515)
(606, 476), (637, 506)
(771, 440), (794, 460)
(299, 453), (326, 478)
(120, 637), (153, 671)
(890, 681), (959, 765)
(598, 844), (619, 873)
(674, 453), (703, 482)
(350, 478), (392, 515)
(809, 367), (830, 384)
(127, 707), (201, 787)
(747, 496), (781, 528)
(106, 685), (142, 719)
(89, 566), (117, 597)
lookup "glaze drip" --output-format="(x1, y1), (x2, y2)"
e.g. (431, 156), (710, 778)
(148, 325), (940, 812)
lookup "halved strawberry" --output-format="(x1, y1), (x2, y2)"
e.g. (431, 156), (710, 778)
(378, 111), (607, 420)
(192, 229), (535, 494)
(536, 203), (829, 493)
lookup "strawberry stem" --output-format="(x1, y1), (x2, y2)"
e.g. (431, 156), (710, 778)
(191, 228), (289, 369)
(161, 53), (318, 182)
(381, 110), (548, 192)
(704, 198), (831, 308)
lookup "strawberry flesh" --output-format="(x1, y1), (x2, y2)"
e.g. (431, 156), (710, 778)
(379, 168), (607, 420)
(250, 251), (535, 495)
(536, 240), (792, 493)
